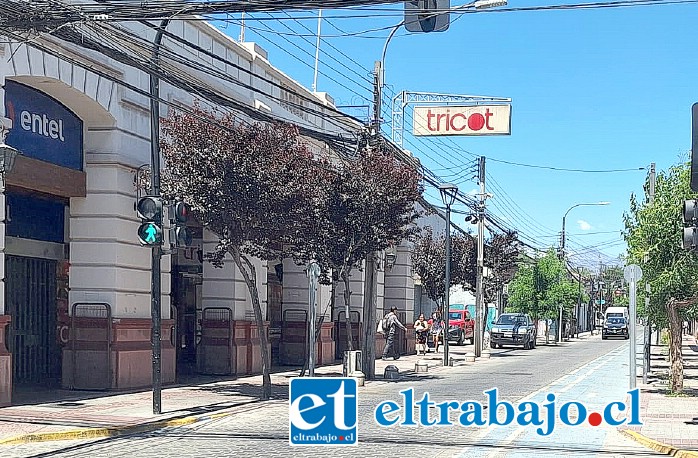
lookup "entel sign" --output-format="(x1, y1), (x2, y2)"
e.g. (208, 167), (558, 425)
(413, 105), (511, 136)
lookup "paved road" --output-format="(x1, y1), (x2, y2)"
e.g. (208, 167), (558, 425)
(5, 332), (664, 458)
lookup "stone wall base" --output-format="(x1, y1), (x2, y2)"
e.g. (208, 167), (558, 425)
(198, 320), (270, 376)
(0, 316), (11, 406)
(62, 318), (175, 391)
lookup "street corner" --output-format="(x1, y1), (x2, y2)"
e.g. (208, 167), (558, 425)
(618, 429), (698, 457)
(0, 408), (242, 447)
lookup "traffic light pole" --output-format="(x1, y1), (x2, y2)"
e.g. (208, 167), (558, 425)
(149, 18), (170, 416)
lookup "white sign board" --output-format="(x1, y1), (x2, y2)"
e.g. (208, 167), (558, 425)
(413, 105), (511, 136)
(624, 264), (643, 283)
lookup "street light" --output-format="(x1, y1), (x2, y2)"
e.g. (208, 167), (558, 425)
(439, 183), (458, 367)
(0, 126), (21, 189)
(374, 0), (508, 131)
(560, 201), (610, 339)
(561, 202), (610, 258)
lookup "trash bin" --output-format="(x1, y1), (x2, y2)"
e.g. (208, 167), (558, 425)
(384, 365), (400, 380)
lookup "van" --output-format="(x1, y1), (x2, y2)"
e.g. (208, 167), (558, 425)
(604, 306), (629, 321)
(602, 306), (629, 340)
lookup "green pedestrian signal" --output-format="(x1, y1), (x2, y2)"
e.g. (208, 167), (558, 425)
(136, 196), (163, 246)
(138, 222), (163, 245)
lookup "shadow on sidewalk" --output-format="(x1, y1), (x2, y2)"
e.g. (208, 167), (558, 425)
(191, 382), (290, 401)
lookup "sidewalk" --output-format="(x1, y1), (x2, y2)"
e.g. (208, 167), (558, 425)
(620, 333), (698, 456)
(0, 344), (475, 446)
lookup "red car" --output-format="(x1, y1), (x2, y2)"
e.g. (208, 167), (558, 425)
(447, 310), (474, 345)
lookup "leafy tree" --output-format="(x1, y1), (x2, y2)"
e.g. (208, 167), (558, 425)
(507, 248), (580, 341)
(483, 231), (523, 305)
(306, 146), (424, 361)
(411, 226), (476, 303)
(623, 162), (698, 393)
(412, 226), (523, 344)
(159, 106), (326, 399)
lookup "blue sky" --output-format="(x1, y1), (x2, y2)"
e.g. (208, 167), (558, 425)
(213, 1), (696, 270)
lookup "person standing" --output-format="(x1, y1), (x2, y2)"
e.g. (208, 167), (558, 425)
(382, 306), (407, 360)
(428, 311), (444, 353)
(414, 313), (429, 356)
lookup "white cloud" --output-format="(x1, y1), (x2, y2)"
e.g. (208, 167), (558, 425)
(577, 220), (593, 231)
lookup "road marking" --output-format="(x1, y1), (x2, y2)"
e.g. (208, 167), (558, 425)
(466, 343), (626, 446)
(485, 426), (527, 458)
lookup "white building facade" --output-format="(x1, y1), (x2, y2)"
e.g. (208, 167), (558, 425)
(0, 17), (423, 405)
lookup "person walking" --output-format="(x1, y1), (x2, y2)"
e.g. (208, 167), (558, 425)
(382, 306), (407, 360)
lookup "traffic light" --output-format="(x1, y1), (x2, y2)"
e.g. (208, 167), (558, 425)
(682, 199), (698, 250)
(405, 0), (450, 33)
(169, 201), (192, 247)
(136, 196), (163, 246)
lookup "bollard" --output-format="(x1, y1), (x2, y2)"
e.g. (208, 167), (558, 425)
(351, 370), (365, 387)
(465, 353), (476, 363)
(415, 360), (429, 373)
(384, 365), (400, 380)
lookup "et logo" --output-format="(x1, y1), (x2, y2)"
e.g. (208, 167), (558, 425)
(289, 378), (358, 446)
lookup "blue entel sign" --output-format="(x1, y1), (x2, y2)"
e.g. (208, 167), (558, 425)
(3, 80), (83, 171)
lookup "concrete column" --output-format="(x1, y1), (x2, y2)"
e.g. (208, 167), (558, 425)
(0, 75), (12, 405)
(199, 228), (268, 375)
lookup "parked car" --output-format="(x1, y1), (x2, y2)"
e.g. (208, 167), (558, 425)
(447, 310), (474, 345)
(490, 313), (537, 350)
(602, 316), (629, 340)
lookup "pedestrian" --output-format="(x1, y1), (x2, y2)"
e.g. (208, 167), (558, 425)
(683, 320), (689, 336)
(414, 313), (429, 356)
(428, 311), (444, 353)
(382, 306), (407, 361)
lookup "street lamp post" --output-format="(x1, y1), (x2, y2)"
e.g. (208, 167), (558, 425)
(373, 0), (508, 132)
(0, 141), (20, 190)
(560, 201), (609, 338)
(439, 183), (458, 368)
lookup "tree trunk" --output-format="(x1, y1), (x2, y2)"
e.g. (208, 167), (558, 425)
(231, 248), (272, 400)
(342, 271), (354, 352)
(361, 253), (377, 380)
(666, 299), (684, 393)
(545, 320), (550, 344)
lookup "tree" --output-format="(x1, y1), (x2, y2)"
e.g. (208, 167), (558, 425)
(160, 106), (327, 399)
(507, 248), (580, 342)
(305, 146), (423, 378)
(411, 226), (476, 303)
(483, 231), (522, 306)
(623, 162), (698, 393)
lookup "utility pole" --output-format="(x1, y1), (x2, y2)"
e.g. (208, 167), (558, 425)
(312, 10), (322, 92)
(239, 12), (245, 42)
(577, 267), (582, 338)
(475, 156), (486, 357)
(643, 162), (655, 383)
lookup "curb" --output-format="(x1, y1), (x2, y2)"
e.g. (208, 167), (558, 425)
(0, 404), (254, 446)
(619, 429), (698, 457)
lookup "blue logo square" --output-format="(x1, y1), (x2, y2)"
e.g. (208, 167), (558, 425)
(289, 377), (358, 446)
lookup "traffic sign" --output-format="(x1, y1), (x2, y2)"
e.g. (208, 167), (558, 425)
(624, 264), (643, 283)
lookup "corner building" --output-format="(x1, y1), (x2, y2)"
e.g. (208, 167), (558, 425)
(0, 17), (425, 406)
